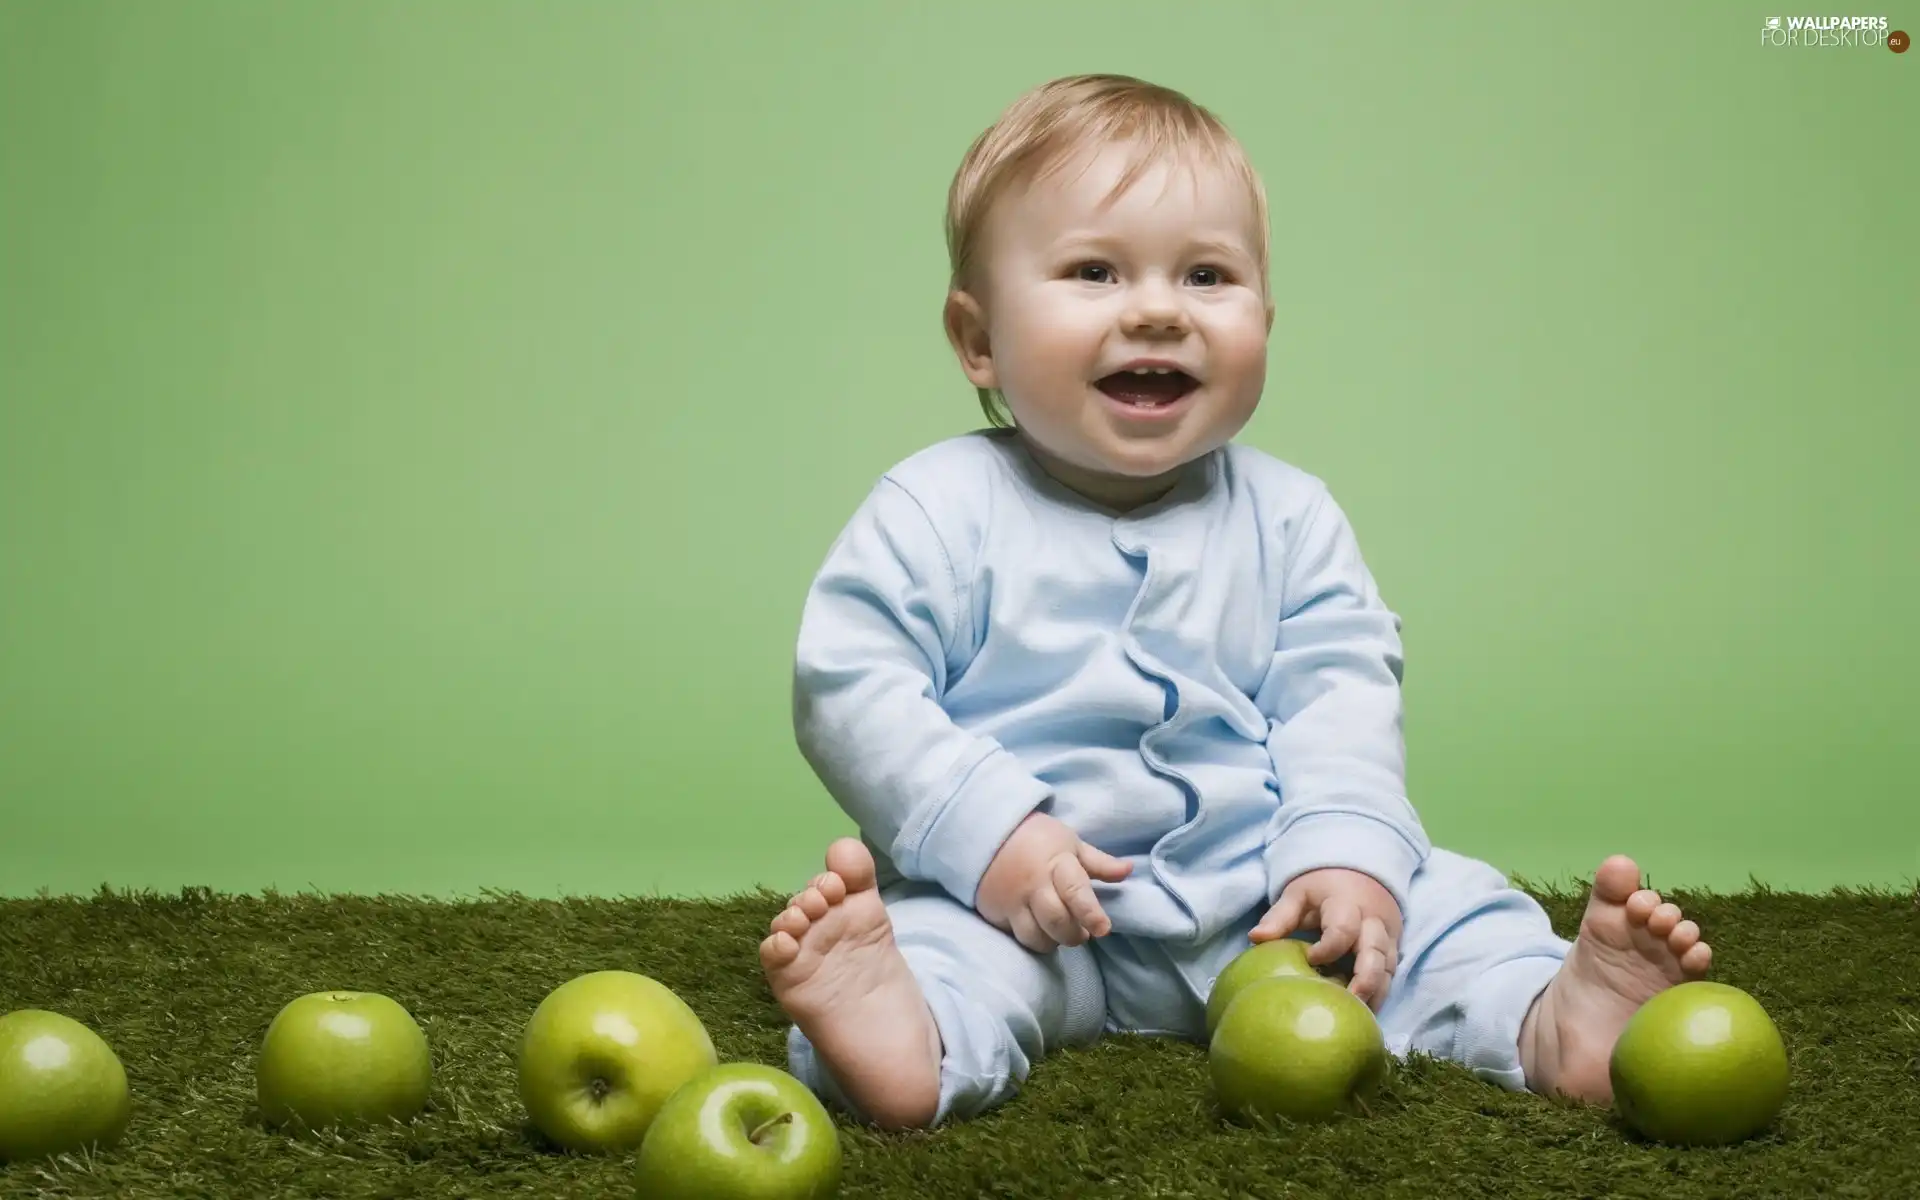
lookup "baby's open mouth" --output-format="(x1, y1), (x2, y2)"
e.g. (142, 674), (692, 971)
(1094, 368), (1200, 407)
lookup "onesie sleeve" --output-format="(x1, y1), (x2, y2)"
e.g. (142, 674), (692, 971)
(1255, 482), (1432, 916)
(792, 476), (1051, 909)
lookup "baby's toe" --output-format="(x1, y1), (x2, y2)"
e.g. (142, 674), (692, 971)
(1680, 940), (1713, 977)
(1667, 918), (1700, 954)
(1591, 855), (1643, 903)
(1646, 902), (1683, 938)
(1625, 889), (1662, 924)
(771, 904), (810, 940)
(760, 931), (799, 971)
(795, 887), (830, 920)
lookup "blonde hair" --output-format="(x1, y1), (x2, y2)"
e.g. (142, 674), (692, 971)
(944, 74), (1271, 428)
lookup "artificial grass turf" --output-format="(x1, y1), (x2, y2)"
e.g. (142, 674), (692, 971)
(2, 880), (1916, 1199)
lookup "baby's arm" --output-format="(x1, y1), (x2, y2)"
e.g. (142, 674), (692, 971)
(1256, 482), (1432, 919)
(793, 477), (1050, 911)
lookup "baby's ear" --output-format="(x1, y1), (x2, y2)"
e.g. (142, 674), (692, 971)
(943, 290), (996, 389)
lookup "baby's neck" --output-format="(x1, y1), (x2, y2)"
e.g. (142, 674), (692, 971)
(1014, 434), (1196, 514)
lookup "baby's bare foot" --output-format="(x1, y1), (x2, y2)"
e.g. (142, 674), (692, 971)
(760, 838), (942, 1130)
(1520, 855), (1713, 1103)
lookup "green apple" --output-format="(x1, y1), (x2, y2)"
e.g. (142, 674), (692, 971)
(634, 1062), (842, 1199)
(1610, 980), (1789, 1146)
(1206, 937), (1332, 1036)
(0, 1010), (132, 1162)
(519, 970), (717, 1154)
(1209, 975), (1388, 1124)
(256, 991), (432, 1131)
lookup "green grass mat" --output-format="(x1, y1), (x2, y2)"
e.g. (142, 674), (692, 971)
(3, 881), (1916, 1198)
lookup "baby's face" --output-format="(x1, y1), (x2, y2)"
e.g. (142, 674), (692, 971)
(951, 140), (1271, 509)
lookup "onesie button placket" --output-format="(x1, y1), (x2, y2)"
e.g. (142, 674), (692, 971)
(1111, 511), (1205, 940)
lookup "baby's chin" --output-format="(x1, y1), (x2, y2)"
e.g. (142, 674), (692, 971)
(1087, 450), (1202, 481)
(1083, 424), (1234, 477)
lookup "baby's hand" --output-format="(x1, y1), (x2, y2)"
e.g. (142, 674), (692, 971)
(975, 811), (1132, 954)
(1251, 867), (1403, 1010)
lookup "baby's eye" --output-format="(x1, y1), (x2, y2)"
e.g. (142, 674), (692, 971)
(1074, 263), (1114, 284)
(1188, 266), (1225, 287)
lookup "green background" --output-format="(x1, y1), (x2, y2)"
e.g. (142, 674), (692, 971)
(2, 2), (1912, 900)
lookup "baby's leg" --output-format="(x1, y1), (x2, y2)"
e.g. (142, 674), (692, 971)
(761, 839), (1107, 1129)
(1370, 849), (1567, 1091)
(1376, 849), (1710, 1104)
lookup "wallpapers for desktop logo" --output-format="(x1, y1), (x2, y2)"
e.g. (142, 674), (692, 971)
(1759, 14), (1908, 50)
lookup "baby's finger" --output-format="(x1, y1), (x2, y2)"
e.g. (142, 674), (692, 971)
(1052, 856), (1113, 939)
(1009, 907), (1057, 955)
(1030, 883), (1086, 948)
(1349, 918), (1392, 1010)
(1075, 841), (1134, 883)
(1251, 891), (1305, 942)
(1308, 897), (1361, 965)
(1379, 919), (1401, 980)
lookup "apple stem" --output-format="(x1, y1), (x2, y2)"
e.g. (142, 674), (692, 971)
(748, 1111), (794, 1145)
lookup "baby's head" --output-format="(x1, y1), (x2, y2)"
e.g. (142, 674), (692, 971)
(943, 74), (1274, 509)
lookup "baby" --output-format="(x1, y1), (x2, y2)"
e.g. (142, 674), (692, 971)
(759, 73), (1711, 1131)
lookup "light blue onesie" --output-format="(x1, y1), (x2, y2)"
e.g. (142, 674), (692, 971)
(787, 430), (1570, 1125)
